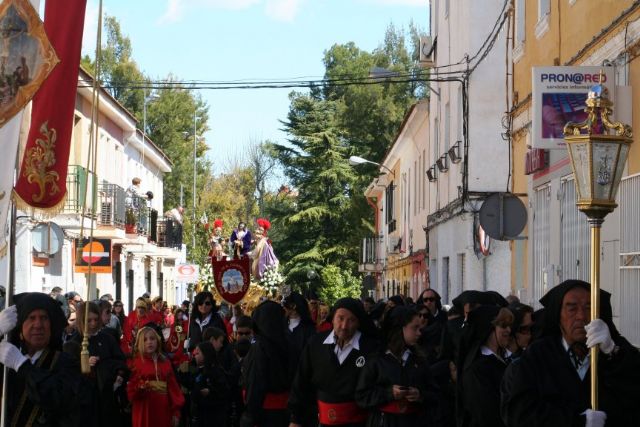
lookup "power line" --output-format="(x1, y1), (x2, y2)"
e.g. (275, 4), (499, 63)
(77, 74), (466, 91)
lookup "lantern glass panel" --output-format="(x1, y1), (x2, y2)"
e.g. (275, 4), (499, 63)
(569, 141), (591, 200)
(592, 141), (620, 201)
(611, 143), (630, 201)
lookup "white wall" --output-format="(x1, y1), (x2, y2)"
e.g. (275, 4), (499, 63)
(425, 0), (511, 301)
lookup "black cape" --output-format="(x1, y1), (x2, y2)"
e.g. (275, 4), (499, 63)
(355, 350), (437, 427)
(288, 330), (379, 427)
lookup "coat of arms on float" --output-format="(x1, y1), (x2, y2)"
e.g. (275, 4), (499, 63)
(0, 0), (58, 127)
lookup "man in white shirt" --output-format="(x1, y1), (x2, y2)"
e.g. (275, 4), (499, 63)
(289, 297), (378, 427)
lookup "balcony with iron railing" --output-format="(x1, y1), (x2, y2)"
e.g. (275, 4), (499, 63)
(64, 165), (97, 217)
(125, 195), (153, 236)
(98, 182), (126, 228)
(156, 216), (183, 249)
(64, 165), (182, 248)
(358, 235), (384, 272)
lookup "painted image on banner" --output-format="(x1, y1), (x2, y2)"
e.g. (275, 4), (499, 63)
(222, 268), (244, 293)
(0, 0), (58, 127)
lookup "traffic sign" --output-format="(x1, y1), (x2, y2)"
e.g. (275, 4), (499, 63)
(176, 263), (199, 283)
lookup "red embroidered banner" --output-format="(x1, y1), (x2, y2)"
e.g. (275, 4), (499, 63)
(211, 256), (251, 305)
(14, 0), (87, 212)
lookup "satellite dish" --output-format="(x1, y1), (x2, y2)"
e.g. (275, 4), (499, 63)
(32, 222), (64, 255)
(479, 193), (527, 241)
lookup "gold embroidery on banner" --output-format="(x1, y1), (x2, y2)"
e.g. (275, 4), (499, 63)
(23, 120), (59, 203)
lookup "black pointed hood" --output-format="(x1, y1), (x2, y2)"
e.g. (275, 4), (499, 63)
(539, 279), (590, 338)
(252, 300), (288, 347)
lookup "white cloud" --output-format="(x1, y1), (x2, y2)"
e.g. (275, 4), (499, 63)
(158, 0), (302, 25)
(198, 0), (262, 10)
(157, 0), (185, 25)
(364, 0), (425, 6)
(265, 0), (303, 22)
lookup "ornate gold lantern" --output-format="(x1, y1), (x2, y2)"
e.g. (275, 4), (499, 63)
(563, 71), (632, 409)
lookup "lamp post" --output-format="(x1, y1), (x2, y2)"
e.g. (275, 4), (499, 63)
(348, 155), (395, 177)
(142, 89), (159, 165)
(192, 111), (197, 256)
(563, 71), (632, 410)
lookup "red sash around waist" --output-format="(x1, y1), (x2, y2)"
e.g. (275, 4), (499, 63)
(378, 400), (420, 414)
(241, 389), (289, 410)
(262, 391), (289, 410)
(317, 400), (367, 425)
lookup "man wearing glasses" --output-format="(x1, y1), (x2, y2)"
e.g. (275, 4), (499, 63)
(418, 289), (447, 326)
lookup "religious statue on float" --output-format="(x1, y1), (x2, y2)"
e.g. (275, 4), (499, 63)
(230, 221), (252, 259)
(208, 218), (227, 260)
(250, 218), (279, 282)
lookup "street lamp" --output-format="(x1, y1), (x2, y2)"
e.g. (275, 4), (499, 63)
(563, 71), (632, 410)
(349, 155), (395, 177)
(142, 89), (159, 165)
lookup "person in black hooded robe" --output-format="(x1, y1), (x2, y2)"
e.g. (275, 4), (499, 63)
(456, 305), (513, 427)
(288, 297), (379, 427)
(500, 279), (640, 427)
(439, 291), (506, 363)
(72, 301), (128, 427)
(355, 306), (437, 427)
(0, 292), (93, 427)
(417, 289), (446, 365)
(282, 292), (317, 384)
(240, 300), (290, 427)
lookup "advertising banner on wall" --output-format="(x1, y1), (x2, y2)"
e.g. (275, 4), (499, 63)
(176, 264), (199, 283)
(532, 66), (615, 149)
(74, 238), (112, 274)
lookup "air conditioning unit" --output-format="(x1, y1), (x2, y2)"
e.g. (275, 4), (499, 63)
(419, 36), (435, 67)
(388, 236), (401, 254)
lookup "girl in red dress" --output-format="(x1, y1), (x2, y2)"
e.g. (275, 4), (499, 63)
(127, 326), (185, 427)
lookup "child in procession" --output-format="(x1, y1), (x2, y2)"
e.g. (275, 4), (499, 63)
(127, 326), (185, 427)
(190, 340), (232, 427)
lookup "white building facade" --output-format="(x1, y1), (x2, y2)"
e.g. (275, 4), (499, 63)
(2, 69), (186, 311)
(363, 102), (430, 302)
(425, 0), (513, 303)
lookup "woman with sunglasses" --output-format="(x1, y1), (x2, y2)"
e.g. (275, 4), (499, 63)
(112, 300), (125, 326)
(457, 305), (513, 427)
(505, 303), (534, 361)
(188, 291), (227, 351)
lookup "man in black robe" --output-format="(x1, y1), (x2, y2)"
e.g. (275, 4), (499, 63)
(501, 279), (640, 427)
(288, 297), (378, 427)
(0, 292), (92, 427)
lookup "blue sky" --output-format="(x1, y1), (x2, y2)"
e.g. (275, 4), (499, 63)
(81, 0), (428, 175)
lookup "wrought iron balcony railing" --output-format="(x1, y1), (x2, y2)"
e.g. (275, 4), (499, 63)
(156, 217), (183, 249)
(98, 182), (126, 227)
(64, 165), (97, 216)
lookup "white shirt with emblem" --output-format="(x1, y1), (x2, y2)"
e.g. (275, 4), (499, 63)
(323, 330), (362, 365)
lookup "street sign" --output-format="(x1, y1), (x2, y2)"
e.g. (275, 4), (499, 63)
(32, 222), (64, 255)
(479, 193), (528, 241)
(74, 238), (112, 273)
(176, 263), (199, 283)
